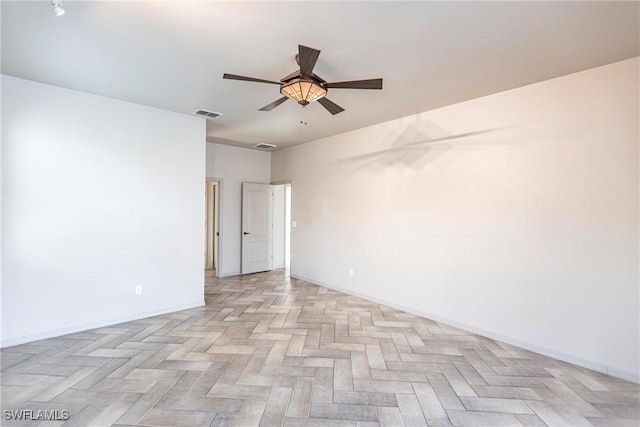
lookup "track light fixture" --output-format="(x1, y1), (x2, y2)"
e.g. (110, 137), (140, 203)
(52, 0), (65, 16)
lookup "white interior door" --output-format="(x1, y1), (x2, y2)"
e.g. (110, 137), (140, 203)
(242, 182), (273, 274)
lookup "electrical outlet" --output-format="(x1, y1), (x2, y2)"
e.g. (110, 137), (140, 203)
(292, 221), (297, 228)
(135, 285), (143, 295)
(349, 268), (354, 277)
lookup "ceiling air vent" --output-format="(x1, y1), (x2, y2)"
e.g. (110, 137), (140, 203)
(255, 143), (277, 150)
(193, 109), (223, 119)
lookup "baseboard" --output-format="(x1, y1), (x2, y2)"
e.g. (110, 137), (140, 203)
(290, 274), (640, 384)
(218, 271), (242, 278)
(0, 300), (205, 349)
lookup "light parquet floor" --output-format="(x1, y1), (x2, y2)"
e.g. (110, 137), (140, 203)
(1, 269), (639, 426)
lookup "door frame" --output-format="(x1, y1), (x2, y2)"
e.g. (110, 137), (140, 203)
(206, 178), (223, 278)
(271, 180), (292, 271)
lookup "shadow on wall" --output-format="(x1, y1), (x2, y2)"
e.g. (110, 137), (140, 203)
(339, 117), (520, 173)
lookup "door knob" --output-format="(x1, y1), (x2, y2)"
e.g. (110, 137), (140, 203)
(243, 232), (250, 235)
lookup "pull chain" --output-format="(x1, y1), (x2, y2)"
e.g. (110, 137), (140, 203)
(299, 105), (308, 125)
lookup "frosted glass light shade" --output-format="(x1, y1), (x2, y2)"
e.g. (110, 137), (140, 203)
(280, 79), (327, 105)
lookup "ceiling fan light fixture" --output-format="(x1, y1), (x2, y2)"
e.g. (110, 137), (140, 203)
(223, 44), (382, 115)
(280, 79), (327, 106)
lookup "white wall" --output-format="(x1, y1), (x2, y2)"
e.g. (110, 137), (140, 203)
(1, 76), (206, 346)
(206, 143), (270, 276)
(272, 58), (640, 381)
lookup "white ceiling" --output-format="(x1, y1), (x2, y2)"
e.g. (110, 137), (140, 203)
(2, 1), (638, 150)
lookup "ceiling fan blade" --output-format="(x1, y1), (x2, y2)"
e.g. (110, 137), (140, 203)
(298, 45), (321, 77)
(325, 78), (383, 90)
(259, 97), (289, 111)
(318, 97), (345, 115)
(223, 73), (280, 85)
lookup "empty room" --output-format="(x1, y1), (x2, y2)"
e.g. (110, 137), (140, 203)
(1, 1), (639, 426)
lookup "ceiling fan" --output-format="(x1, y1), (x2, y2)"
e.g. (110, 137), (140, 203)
(223, 45), (383, 115)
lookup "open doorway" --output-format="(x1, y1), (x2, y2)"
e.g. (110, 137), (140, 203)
(205, 179), (220, 278)
(285, 183), (291, 269)
(271, 182), (292, 272)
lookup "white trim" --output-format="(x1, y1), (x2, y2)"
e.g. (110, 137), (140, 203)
(0, 300), (205, 349)
(271, 183), (288, 272)
(206, 177), (223, 278)
(290, 274), (640, 384)
(270, 179), (293, 185)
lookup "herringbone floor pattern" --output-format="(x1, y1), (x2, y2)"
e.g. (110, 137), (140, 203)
(1, 269), (639, 426)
